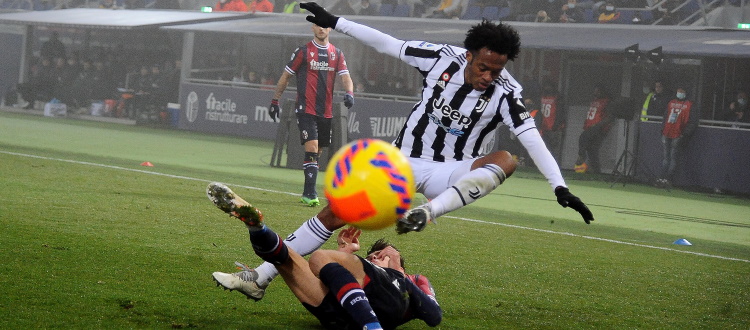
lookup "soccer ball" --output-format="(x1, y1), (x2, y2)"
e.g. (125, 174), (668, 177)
(324, 139), (415, 230)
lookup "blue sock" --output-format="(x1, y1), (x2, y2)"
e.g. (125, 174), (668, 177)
(319, 263), (381, 328)
(249, 225), (289, 265)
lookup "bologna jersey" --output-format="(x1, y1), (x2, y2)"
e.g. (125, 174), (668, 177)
(335, 18), (568, 189)
(285, 40), (349, 118)
(304, 257), (441, 330)
(539, 95), (564, 132)
(583, 98), (609, 130)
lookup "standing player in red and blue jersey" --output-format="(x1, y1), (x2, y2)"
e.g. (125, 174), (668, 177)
(269, 23), (355, 207)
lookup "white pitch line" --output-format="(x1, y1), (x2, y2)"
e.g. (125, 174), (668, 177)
(450, 216), (750, 263)
(3, 149), (749, 263)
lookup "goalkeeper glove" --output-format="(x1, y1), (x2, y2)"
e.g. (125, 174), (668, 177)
(269, 99), (280, 122)
(300, 2), (340, 29)
(554, 186), (594, 224)
(343, 92), (354, 109)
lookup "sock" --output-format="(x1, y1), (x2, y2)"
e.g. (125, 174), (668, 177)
(319, 263), (381, 329)
(248, 225), (289, 266)
(253, 216), (333, 287)
(303, 152), (319, 198)
(430, 164), (506, 218)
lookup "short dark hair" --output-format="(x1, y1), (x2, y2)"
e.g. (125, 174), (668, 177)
(367, 238), (405, 269)
(464, 19), (521, 60)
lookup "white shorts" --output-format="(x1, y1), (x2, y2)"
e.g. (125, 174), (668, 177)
(408, 157), (475, 199)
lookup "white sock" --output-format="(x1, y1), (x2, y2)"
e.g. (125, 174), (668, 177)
(429, 164), (506, 218)
(253, 216), (333, 287)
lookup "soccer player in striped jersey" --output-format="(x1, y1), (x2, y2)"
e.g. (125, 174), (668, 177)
(212, 2), (593, 302)
(269, 23), (355, 207)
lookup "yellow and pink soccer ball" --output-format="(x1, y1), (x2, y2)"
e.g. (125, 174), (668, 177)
(324, 139), (415, 230)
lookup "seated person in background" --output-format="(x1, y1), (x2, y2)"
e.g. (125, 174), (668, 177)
(248, 0), (274, 12)
(426, 0), (466, 19)
(17, 57), (55, 109)
(99, 0), (120, 9)
(597, 0), (620, 23)
(535, 10), (552, 22)
(330, 0), (356, 15)
(575, 85), (613, 174)
(358, 0), (377, 15)
(536, 82), (567, 162)
(724, 90), (749, 128)
(207, 183), (442, 330)
(124, 65), (151, 119)
(559, 0), (585, 22)
(214, 0), (248, 11)
(70, 58), (95, 110)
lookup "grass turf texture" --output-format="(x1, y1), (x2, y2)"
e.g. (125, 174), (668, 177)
(0, 111), (748, 328)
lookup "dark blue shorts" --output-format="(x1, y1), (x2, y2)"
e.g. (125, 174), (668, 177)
(296, 112), (332, 147)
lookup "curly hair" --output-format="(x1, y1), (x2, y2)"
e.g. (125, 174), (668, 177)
(367, 238), (405, 269)
(464, 19), (521, 61)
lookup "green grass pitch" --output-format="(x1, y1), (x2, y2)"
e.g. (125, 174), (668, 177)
(0, 111), (748, 328)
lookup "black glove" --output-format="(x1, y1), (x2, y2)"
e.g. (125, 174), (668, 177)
(343, 92), (354, 109)
(555, 186), (594, 224)
(269, 99), (280, 122)
(300, 2), (340, 29)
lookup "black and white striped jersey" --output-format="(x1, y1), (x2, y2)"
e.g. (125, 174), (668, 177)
(336, 18), (567, 189)
(393, 41), (533, 162)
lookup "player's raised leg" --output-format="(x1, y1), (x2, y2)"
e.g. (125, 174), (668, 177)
(208, 182), (330, 305)
(207, 182), (267, 301)
(208, 183), (346, 300)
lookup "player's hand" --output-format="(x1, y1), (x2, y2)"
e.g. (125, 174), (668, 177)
(555, 186), (594, 224)
(375, 246), (403, 272)
(343, 92), (354, 109)
(337, 226), (361, 254)
(300, 2), (340, 29)
(269, 99), (280, 122)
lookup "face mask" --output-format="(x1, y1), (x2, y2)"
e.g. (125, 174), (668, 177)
(643, 87), (651, 94)
(568, 4), (575, 8)
(739, 98), (748, 106)
(676, 92), (686, 100)
(606, 6), (614, 11)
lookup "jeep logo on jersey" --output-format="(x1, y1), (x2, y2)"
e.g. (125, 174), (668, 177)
(433, 96), (472, 128)
(309, 59), (333, 71)
(185, 91), (199, 123)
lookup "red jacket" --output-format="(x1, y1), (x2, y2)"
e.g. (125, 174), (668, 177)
(583, 97), (609, 130)
(539, 95), (563, 132)
(662, 99), (693, 138)
(249, 0), (274, 12)
(214, 0), (247, 12)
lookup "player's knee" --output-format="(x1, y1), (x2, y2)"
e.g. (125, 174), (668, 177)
(308, 250), (334, 277)
(492, 150), (516, 178)
(318, 205), (347, 231)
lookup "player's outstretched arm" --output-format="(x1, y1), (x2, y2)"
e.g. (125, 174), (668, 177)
(301, 2), (404, 59)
